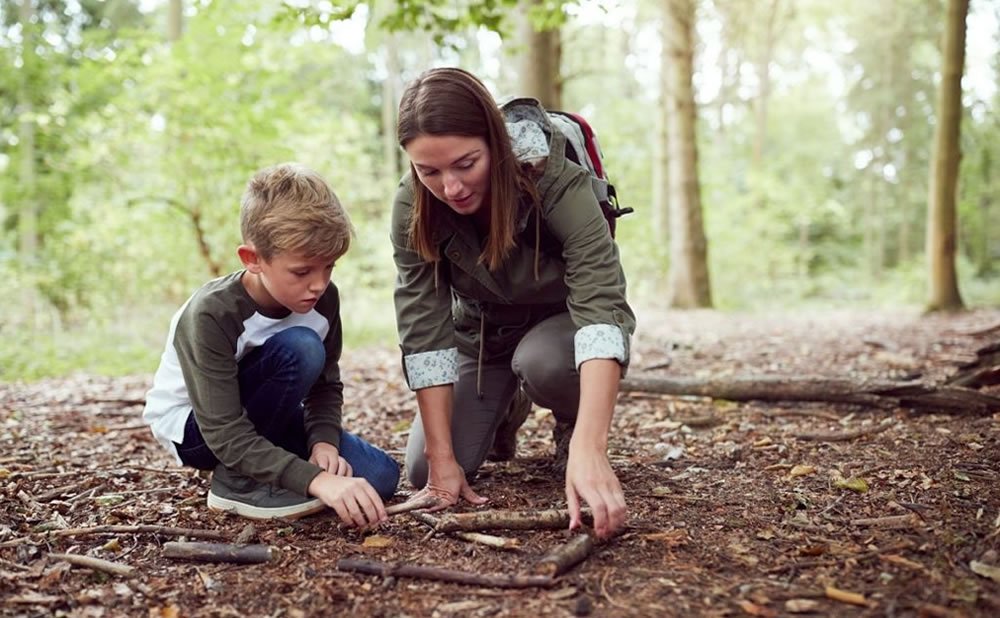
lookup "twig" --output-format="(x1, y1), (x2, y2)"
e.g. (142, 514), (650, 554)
(850, 514), (920, 529)
(48, 553), (136, 578)
(336, 557), (555, 589)
(385, 495), (439, 516)
(761, 409), (844, 422)
(533, 534), (594, 576)
(434, 508), (590, 533)
(599, 568), (627, 609)
(50, 525), (227, 540)
(794, 422), (894, 442)
(410, 512), (520, 550)
(162, 542), (276, 564)
(825, 586), (869, 607)
(34, 480), (91, 503)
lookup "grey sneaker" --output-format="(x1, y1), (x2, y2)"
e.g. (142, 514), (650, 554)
(552, 421), (572, 475)
(487, 388), (533, 462)
(207, 464), (325, 520)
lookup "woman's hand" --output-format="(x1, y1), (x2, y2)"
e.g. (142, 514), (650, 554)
(308, 472), (386, 529)
(310, 442), (353, 477)
(565, 444), (627, 539)
(416, 454), (487, 511)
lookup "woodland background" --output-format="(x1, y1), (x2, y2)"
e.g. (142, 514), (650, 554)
(1, 0), (998, 381)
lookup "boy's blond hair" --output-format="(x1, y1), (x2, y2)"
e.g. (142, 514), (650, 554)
(240, 163), (353, 262)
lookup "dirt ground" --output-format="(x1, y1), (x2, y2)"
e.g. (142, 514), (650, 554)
(2, 307), (1000, 617)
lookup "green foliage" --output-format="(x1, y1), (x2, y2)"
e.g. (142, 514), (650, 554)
(0, 0), (997, 382)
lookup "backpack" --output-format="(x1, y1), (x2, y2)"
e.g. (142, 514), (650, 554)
(547, 111), (633, 237)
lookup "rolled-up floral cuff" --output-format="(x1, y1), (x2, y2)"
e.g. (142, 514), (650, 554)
(403, 348), (459, 390)
(574, 324), (627, 369)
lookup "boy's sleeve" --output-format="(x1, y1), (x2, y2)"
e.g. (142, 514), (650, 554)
(302, 286), (344, 451)
(175, 306), (323, 496)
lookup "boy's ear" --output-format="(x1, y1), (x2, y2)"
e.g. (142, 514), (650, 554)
(237, 244), (263, 273)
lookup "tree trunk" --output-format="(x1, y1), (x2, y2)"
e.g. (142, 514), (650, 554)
(167, 0), (183, 42)
(380, 38), (401, 186)
(925, 0), (968, 312)
(664, 0), (712, 308)
(18, 0), (38, 260)
(516, 0), (562, 109)
(651, 15), (670, 244)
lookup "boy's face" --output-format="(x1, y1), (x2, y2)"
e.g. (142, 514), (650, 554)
(241, 248), (335, 314)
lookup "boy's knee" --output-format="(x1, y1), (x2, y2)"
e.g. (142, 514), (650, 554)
(274, 327), (325, 373)
(373, 465), (401, 501)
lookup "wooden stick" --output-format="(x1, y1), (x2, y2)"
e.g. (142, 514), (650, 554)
(794, 423), (894, 442)
(434, 509), (589, 533)
(385, 495), (440, 516)
(34, 480), (91, 503)
(410, 512), (520, 550)
(850, 514), (920, 529)
(336, 558), (555, 589)
(48, 553), (136, 578)
(50, 525), (227, 540)
(533, 534), (594, 577)
(824, 586), (869, 607)
(163, 541), (276, 564)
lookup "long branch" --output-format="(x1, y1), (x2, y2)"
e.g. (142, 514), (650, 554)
(336, 558), (555, 589)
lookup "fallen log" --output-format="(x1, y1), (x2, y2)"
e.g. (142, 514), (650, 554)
(162, 542), (276, 564)
(619, 375), (1000, 414)
(336, 557), (555, 589)
(433, 508), (591, 533)
(946, 342), (1000, 389)
(533, 534), (594, 577)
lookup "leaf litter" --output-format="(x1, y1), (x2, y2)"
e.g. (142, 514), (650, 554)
(1, 308), (999, 616)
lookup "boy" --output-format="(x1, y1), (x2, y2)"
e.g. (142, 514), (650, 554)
(143, 163), (398, 527)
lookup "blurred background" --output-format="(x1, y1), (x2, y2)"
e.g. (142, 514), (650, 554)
(0, 0), (997, 380)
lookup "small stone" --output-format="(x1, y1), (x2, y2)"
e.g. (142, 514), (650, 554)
(573, 595), (593, 616)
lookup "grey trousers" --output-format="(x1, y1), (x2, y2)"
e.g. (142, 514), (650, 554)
(405, 312), (580, 489)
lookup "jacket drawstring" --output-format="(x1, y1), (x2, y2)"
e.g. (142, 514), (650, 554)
(477, 311), (485, 398)
(533, 206), (541, 281)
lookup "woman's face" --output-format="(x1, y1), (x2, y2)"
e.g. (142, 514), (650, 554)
(405, 134), (491, 217)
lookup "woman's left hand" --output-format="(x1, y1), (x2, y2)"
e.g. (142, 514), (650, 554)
(565, 445), (627, 539)
(310, 442), (353, 477)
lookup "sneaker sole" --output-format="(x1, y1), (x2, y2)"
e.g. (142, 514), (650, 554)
(207, 492), (326, 520)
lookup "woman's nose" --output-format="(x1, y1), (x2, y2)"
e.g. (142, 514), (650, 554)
(443, 173), (463, 197)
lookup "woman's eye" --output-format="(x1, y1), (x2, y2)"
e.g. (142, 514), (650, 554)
(457, 160), (474, 169)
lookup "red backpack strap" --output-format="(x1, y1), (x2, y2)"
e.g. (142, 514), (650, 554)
(564, 112), (606, 179)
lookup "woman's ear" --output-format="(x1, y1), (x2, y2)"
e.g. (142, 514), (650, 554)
(237, 244), (262, 273)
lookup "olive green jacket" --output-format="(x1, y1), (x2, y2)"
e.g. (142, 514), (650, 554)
(391, 98), (635, 390)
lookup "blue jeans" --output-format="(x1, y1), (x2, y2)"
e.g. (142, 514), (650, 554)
(175, 326), (399, 499)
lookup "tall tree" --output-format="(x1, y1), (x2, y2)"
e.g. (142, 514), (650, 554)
(17, 0), (37, 260)
(514, 0), (562, 108)
(167, 0), (183, 41)
(664, 0), (712, 308)
(925, 0), (968, 311)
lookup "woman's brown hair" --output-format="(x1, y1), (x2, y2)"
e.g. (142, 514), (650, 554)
(397, 67), (537, 271)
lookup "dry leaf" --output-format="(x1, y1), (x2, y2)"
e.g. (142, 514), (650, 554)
(834, 477), (869, 493)
(362, 534), (394, 548)
(152, 605), (181, 618)
(738, 600), (776, 616)
(641, 530), (688, 546)
(970, 560), (1000, 583)
(101, 538), (122, 553)
(882, 554), (924, 571)
(789, 465), (816, 478)
(825, 586), (868, 606)
(784, 599), (820, 613)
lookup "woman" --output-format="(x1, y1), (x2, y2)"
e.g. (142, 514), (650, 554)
(391, 67), (635, 539)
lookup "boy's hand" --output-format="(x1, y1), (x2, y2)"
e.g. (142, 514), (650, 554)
(310, 442), (352, 477)
(308, 472), (387, 529)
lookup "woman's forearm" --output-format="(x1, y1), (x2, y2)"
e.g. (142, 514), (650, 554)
(572, 359), (622, 451)
(416, 384), (457, 461)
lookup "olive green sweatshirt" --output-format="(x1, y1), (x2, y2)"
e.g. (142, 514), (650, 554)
(142, 271), (344, 496)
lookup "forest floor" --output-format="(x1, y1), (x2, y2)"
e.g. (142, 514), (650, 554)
(2, 307), (1000, 617)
